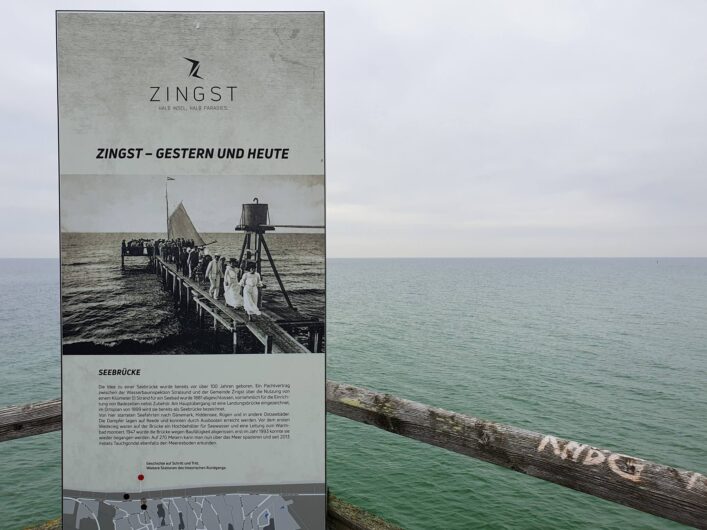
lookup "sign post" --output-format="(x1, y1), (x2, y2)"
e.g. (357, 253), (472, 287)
(58, 11), (326, 530)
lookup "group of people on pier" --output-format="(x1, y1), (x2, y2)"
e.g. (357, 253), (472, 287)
(156, 238), (197, 264)
(121, 238), (155, 256)
(154, 238), (264, 319)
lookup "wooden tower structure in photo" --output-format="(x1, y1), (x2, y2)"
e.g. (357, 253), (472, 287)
(235, 198), (295, 310)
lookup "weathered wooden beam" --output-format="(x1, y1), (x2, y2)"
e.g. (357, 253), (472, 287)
(326, 381), (707, 528)
(8, 383), (705, 527)
(327, 493), (403, 530)
(0, 398), (61, 442)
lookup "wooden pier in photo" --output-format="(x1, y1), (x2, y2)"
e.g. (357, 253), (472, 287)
(153, 255), (323, 354)
(118, 196), (325, 354)
(4, 383), (706, 529)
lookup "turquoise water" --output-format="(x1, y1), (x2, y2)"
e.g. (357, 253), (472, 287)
(326, 258), (706, 529)
(0, 260), (61, 529)
(1, 258), (706, 528)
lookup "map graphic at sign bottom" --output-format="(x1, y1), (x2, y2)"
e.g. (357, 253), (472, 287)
(63, 484), (325, 530)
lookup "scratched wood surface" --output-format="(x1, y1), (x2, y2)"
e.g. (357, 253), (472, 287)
(4, 390), (706, 527)
(0, 398), (61, 443)
(326, 381), (707, 529)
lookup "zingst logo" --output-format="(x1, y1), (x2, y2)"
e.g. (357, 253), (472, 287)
(149, 56), (237, 103)
(184, 57), (203, 79)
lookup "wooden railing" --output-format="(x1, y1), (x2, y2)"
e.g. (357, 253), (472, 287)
(0, 395), (398, 530)
(2, 383), (706, 528)
(0, 398), (61, 442)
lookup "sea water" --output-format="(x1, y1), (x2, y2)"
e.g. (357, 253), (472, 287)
(0, 259), (61, 530)
(326, 258), (706, 529)
(1, 258), (705, 529)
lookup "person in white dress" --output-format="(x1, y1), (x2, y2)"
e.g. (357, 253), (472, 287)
(205, 254), (223, 299)
(224, 259), (243, 309)
(239, 263), (264, 319)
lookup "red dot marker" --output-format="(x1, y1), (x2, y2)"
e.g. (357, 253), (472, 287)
(138, 474), (145, 481)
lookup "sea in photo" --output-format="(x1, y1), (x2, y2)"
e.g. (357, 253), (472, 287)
(61, 232), (324, 354)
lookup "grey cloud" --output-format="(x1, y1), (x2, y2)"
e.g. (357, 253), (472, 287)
(2, 0), (706, 256)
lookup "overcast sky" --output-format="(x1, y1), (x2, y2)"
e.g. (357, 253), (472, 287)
(2, 0), (706, 257)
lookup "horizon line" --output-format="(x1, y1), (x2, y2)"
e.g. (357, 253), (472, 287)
(3, 256), (707, 260)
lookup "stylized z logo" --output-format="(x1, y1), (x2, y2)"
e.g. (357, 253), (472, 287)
(184, 57), (203, 79)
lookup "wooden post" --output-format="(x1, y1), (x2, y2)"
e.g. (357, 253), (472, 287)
(265, 335), (273, 353)
(194, 296), (201, 327)
(260, 234), (295, 310)
(232, 320), (238, 354)
(315, 330), (323, 353)
(326, 382), (707, 529)
(256, 233), (264, 308)
(307, 328), (316, 352)
(237, 233), (249, 268)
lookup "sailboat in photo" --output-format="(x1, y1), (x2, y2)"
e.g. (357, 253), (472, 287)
(167, 202), (206, 246)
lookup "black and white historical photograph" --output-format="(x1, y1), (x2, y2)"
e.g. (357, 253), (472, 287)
(60, 174), (325, 354)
